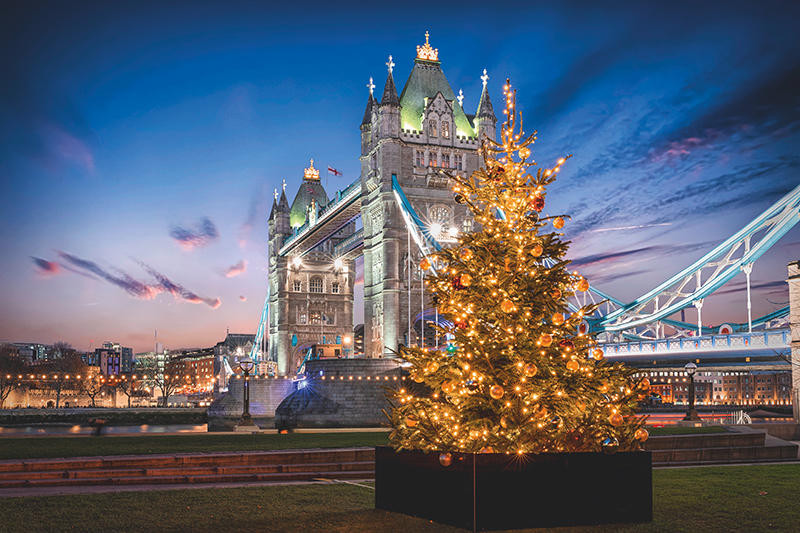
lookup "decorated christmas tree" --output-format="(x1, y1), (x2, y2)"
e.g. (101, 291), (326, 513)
(389, 80), (650, 455)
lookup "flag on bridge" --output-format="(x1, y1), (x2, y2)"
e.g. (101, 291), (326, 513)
(327, 166), (343, 176)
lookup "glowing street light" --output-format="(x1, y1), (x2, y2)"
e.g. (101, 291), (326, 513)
(683, 362), (700, 421)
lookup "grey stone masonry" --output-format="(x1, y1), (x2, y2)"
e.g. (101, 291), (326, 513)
(276, 358), (405, 427)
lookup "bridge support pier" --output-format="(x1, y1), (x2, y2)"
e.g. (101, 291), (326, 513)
(788, 261), (800, 422)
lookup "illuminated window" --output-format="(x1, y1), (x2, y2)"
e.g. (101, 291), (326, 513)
(441, 121), (450, 138)
(429, 119), (437, 137)
(441, 153), (450, 168)
(298, 311), (307, 324)
(331, 282), (340, 294)
(293, 280), (302, 292)
(309, 277), (323, 293)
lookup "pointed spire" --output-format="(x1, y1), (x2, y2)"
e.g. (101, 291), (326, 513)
(476, 68), (495, 120)
(362, 77), (377, 126)
(381, 55), (400, 107)
(278, 179), (289, 210)
(269, 188), (279, 221)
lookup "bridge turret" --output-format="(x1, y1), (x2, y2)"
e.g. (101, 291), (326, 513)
(361, 78), (377, 156)
(377, 56), (401, 139)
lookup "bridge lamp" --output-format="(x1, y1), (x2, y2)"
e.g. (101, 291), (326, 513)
(429, 222), (442, 237)
(334, 257), (344, 271)
(682, 362), (701, 422)
(448, 226), (458, 238)
(291, 256), (303, 269)
(235, 356), (257, 430)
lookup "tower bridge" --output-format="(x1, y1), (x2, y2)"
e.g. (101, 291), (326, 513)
(250, 33), (800, 413)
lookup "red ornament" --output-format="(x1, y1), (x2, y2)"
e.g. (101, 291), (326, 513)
(531, 196), (545, 212)
(455, 319), (468, 329)
(558, 339), (574, 350)
(451, 276), (466, 290)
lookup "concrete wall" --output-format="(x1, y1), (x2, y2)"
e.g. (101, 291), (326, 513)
(207, 377), (294, 430)
(276, 358), (405, 428)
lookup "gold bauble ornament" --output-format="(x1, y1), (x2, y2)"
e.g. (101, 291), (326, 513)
(412, 373), (424, 383)
(551, 288), (562, 299)
(419, 257), (431, 270)
(609, 413), (624, 427)
(479, 446), (494, 454)
(566, 360), (579, 371)
(539, 333), (553, 347)
(425, 361), (439, 374)
(501, 299), (515, 313)
(460, 273), (472, 287)
(592, 348), (605, 360)
(553, 217), (565, 229)
(639, 378), (650, 391)
(635, 428), (650, 442)
(458, 248), (473, 261)
(552, 312), (565, 325)
(469, 429), (481, 439)
(439, 452), (453, 467)
(576, 278), (590, 292)
(523, 363), (538, 377)
(500, 416), (509, 429)
(406, 415), (418, 427)
(599, 383), (609, 393)
(519, 147), (531, 159)
(531, 244), (543, 257)
(442, 380), (456, 394)
(489, 385), (504, 399)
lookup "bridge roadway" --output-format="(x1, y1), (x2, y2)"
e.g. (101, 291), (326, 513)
(601, 329), (790, 370)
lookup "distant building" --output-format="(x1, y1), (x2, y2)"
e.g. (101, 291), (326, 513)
(12, 343), (49, 363)
(172, 348), (215, 394)
(640, 369), (793, 406)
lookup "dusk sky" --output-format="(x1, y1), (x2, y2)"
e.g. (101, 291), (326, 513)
(2, 1), (798, 353)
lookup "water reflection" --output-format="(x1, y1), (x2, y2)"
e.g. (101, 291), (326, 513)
(0, 424), (208, 436)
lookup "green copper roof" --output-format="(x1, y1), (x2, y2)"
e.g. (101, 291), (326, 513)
(289, 180), (329, 228)
(398, 59), (476, 138)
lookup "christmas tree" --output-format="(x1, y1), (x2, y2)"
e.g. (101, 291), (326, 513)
(389, 80), (649, 454)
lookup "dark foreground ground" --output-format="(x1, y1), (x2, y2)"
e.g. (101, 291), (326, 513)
(0, 463), (797, 532)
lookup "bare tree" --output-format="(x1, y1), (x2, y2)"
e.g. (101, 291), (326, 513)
(80, 373), (106, 408)
(0, 347), (26, 408)
(139, 357), (185, 407)
(114, 373), (144, 408)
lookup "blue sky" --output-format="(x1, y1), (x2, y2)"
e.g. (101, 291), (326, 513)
(1, 1), (798, 352)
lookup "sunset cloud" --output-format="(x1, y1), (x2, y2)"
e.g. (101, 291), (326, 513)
(224, 260), (247, 278)
(31, 257), (61, 276)
(239, 295), (247, 302)
(139, 262), (222, 308)
(170, 217), (219, 250)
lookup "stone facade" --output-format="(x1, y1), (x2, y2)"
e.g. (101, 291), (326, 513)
(359, 39), (496, 359)
(266, 35), (496, 373)
(275, 358), (404, 428)
(207, 377), (295, 430)
(268, 165), (356, 376)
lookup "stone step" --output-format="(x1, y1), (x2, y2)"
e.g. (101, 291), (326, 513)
(0, 461), (374, 483)
(645, 432), (764, 451)
(0, 447), (375, 474)
(652, 444), (797, 465)
(0, 469), (375, 489)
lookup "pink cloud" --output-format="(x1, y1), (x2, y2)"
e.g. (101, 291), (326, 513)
(40, 123), (95, 174)
(239, 295), (247, 302)
(224, 259), (247, 278)
(31, 257), (61, 276)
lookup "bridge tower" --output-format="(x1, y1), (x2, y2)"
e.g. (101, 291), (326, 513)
(360, 33), (496, 357)
(268, 163), (356, 374)
(788, 261), (800, 420)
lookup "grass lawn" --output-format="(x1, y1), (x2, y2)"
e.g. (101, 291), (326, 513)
(0, 464), (797, 532)
(0, 432), (391, 460)
(0, 426), (725, 460)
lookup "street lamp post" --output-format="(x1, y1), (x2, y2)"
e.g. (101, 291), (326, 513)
(234, 356), (258, 431)
(683, 362), (701, 421)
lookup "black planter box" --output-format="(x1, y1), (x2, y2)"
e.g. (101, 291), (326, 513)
(375, 446), (652, 530)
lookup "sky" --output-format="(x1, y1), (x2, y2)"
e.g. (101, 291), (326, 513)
(1, 1), (798, 353)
